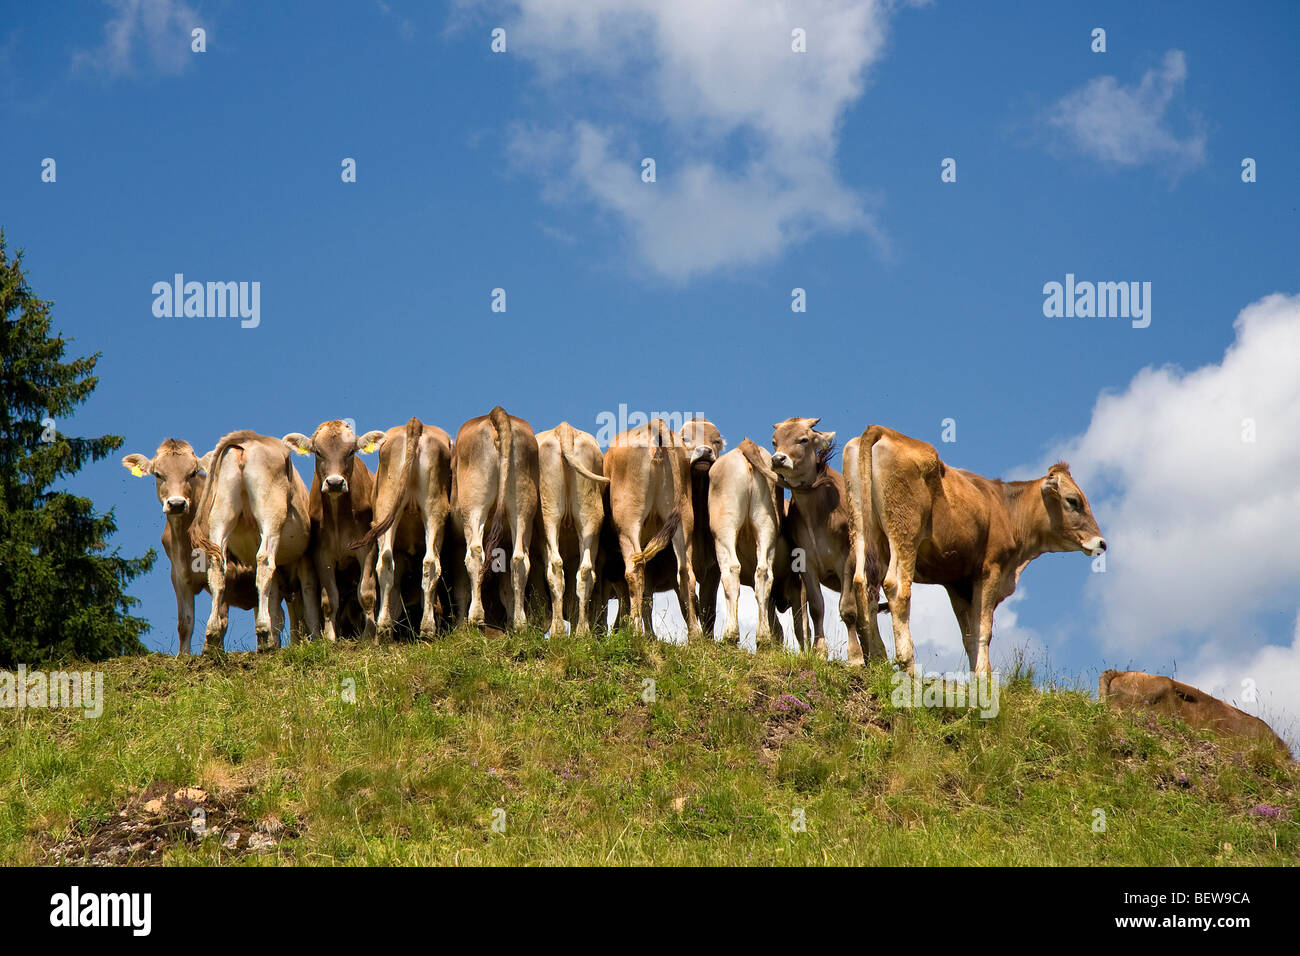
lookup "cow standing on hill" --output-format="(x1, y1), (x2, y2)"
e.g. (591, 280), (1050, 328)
(188, 430), (322, 651)
(851, 425), (1105, 675)
(536, 421), (608, 637)
(282, 421), (381, 641)
(122, 439), (290, 654)
(452, 407), (540, 631)
(769, 418), (882, 664)
(351, 417), (453, 639)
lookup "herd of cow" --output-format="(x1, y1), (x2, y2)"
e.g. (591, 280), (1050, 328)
(121, 410), (1106, 674)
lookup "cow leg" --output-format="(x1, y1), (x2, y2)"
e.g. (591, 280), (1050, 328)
(375, 527), (401, 641)
(421, 520), (444, 637)
(357, 544), (378, 641)
(753, 530), (776, 648)
(463, 509), (490, 627)
(970, 578), (999, 676)
(803, 570), (826, 655)
(200, 536), (231, 653)
(253, 530), (282, 650)
(882, 548), (917, 674)
(714, 528), (742, 643)
(947, 588), (975, 670)
(673, 526), (702, 638)
(318, 553), (340, 643)
(574, 526), (599, 638)
(509, 520), (531, 632)
(296, 559), (323, 641)
(173, 572), (196, 657)
(839, 553), (865, 666)
(264, 574), (285, 650)
(543, 521), (566, 637)
(619, 526), (646, 635)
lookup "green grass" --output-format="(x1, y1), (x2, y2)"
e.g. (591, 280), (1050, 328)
(2, 626), (1296, 865)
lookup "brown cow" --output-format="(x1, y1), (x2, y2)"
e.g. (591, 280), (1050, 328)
(283, 421), (380, 642)
(452, 407), (540, 631)
(603, 418), (705, 637)
(351, 417), (452, 639)
(189, 430), (322, 651)
(536, 422), (608, 637)
(852, 425), (1105, 675)
(1100, 670), (1291, 755)
(769, 418), (883, 664)
(121, 439), (287, 655)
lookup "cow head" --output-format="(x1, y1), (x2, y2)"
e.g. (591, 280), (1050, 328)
(1039, 463), (1106, 556)
(282, 421), (384, 497)
(121, 439), (209, 517)
(770, 417), (835, 489)
(679, 418), (724, 470)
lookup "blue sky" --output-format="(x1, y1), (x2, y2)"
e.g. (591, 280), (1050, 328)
(3, 2), (1298, 740)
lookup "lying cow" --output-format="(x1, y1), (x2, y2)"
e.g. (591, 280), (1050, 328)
(351, 417), (452, 639)
(536, 422), (608, 637)
(852, 424), (1105, 675)
(1100, 670), (1291, 755)
(189, 431), (322, 651)
(452, 407), (540, 631)
(282, 421), (380, 641)
(122, 439), (290, 655)
(769, 418), (881, 664)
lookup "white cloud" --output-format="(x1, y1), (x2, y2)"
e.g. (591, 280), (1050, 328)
(74, 0), (199, 77)
(486, 0), (898, 280)
(1044, 292), (1300, 735)
(1046, 50), (1206, 172)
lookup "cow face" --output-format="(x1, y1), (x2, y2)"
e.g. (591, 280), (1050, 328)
(122, 439), (207, 516)
(679, 418), (724, 469)
(1040, 463), (1106, 556)
(284, 421), (381, 497)
(769, 417), (835, 487)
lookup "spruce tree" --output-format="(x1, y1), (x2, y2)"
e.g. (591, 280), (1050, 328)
(0, 231), (154, 664)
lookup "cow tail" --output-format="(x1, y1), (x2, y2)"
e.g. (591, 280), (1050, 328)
(559, 421), (609, 485)
(631, 420), (683, 568)
(482, 407), (513, 581)
(190, 433), (243, 562)
(351, 418), (420, 550)
(853, 427), (884, 614)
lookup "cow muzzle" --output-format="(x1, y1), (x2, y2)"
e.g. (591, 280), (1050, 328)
(770, 452), (792, 470)
(164, 496), (189, 515)
(690, 445), (715, 465)
(323, 475), (348, 494)
(1082, 535), (1106, 556)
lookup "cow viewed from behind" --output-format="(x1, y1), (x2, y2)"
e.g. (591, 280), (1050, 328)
(452, 407), (540, 631)
(189, 430), (322, 651)
(351, 417), (452, 639)
(536, 421), (608, 637)
(852, 425), (1105, 675)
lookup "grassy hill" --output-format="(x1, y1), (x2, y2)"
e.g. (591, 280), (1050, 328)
(2, 626), (1296, 865)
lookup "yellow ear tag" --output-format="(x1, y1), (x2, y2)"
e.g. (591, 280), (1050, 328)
(130, 465), (146, 477)
(295, 445), (311, 456)
(361, 442), (377, 454)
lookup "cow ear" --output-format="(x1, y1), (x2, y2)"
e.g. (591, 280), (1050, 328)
(197, 452), (212, 476)
(122, 453), (152, 477)
(1042, 474), (1061, 495)
(358, 430), (386, 454)
(814, 430), (835, 452)
(282, 433), (314, 456)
